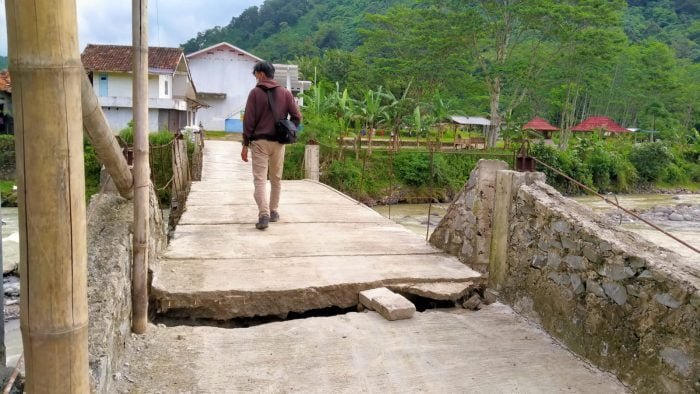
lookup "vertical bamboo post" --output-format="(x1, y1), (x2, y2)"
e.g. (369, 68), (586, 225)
(5, 0), (89, 391)
(132, 0), (150, 334)
(81, 71), (134, 199)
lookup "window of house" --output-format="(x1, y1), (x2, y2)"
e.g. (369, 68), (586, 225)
(99, 74), (108, 96)
(164, 80), (169, 96)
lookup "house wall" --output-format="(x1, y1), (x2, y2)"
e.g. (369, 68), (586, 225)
(103, 108), (160, 133)
(188, 49), (257, 131)
(158, 74), (173, 99)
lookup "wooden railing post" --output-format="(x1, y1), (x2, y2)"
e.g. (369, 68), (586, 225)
(5, 0), (90, 391)
(132, 0), (150, 334)
(81, 71), (134, 199)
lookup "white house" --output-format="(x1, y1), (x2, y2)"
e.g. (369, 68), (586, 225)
(81, 44), (204, 133)
(186, 42), (310, 132)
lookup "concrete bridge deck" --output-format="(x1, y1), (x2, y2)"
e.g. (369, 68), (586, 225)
(119, 140), (627, 392)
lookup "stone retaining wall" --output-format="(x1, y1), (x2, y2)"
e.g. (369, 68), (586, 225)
(87, 187), (166, 393)
(430, 160), (700, 392)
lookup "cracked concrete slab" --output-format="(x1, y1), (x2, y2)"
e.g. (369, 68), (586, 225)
(117, 305), (627, 393)
(154, 140), (482, 319)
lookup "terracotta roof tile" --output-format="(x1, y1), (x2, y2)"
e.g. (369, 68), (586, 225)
(522, 117), (559, 131)
(81, 44), (183, 73)
(571, 116), (629, 133)
(0, 71), (10, 93)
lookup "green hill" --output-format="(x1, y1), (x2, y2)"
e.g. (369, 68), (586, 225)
(183, 0), (699, 62)
(0, 56), (7, 70)
(182, 0), (410, 61)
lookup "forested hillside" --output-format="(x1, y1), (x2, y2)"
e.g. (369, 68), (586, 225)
(182, 0), (699, 138)
(0, 56), (7, 70)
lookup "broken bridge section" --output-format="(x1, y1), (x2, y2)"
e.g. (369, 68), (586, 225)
(151, 140), (482, 320)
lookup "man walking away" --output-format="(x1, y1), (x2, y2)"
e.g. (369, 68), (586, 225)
(241, 61), (302, 230)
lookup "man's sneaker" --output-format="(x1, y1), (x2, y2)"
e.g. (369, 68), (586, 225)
(270, 210), (280, 222)
(255, 215), (270, 230)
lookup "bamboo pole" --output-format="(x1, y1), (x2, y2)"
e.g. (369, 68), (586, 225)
(5, 0), (90, 391)
(132, 0), (150, 334)
(81, 71), (134, 199)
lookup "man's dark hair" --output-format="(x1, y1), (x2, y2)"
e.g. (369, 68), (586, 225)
(253, 61), (275, 78)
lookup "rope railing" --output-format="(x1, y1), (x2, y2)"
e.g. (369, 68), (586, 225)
(531, 156), (700, 255)
(306, 137), (699, 255)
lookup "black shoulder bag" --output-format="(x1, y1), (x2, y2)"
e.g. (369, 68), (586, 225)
(265, 88), (297, 144)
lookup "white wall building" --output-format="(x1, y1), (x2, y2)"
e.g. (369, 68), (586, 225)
(186, 42), (311, 132)
(81, 44), (204, 133)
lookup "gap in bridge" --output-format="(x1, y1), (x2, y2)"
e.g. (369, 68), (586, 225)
(152, 293), (466, 330)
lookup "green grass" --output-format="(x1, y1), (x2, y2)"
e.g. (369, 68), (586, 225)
(204, 131), (242, 141)
(0, 180), (16, 206)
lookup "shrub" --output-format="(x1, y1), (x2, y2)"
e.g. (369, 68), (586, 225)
(0, 135), (15, 180)
(663, 163), (688, 184)
(283, 144), (305, 180)
(629, 142), (674, 182)
(323, 159), (363, 193)
(84, 138), (102, 198)
(393, 151), (434, 186)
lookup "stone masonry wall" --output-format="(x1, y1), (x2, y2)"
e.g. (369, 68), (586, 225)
(430, 160), (700, 392)
(430, 160), (508, 273)
(87, 186), (166, 393)
(505, 182), (699, 393)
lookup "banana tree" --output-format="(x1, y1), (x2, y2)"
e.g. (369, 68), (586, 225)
(380, 84), (414, 151)
(359, 87), (388, 156)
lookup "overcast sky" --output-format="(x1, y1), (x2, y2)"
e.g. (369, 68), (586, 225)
(0, 0), (265, 56)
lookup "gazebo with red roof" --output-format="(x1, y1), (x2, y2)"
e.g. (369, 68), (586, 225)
(522, 117), (559, 139)
(571, 116), (629, 134)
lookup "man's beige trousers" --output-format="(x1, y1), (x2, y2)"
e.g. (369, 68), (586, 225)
(251, 140), (285, 218)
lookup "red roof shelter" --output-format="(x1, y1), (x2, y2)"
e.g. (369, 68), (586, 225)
(523, 117), (559, 139)
(571, 116), (629, 133)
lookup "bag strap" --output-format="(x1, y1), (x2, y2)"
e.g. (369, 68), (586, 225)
(263, 87), (281, 120)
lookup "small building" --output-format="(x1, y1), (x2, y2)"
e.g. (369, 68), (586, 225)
(449, 116), (491, 134)
(522, 117), (559, 140)
(571, 116), (629, 135)
(186, 42), (310, 132)
(81, 44), (202, 133)
(0, 70), (12, 134)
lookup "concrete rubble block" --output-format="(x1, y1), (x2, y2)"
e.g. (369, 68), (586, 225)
(462, 294), (482, 310)
(483, 289), (498, 305)
(359, 287), (416, 321)
(387, 281), (476, 301)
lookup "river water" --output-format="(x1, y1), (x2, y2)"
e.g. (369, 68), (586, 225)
(373, 193), (700, 260)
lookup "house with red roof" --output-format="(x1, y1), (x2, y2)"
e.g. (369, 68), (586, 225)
(186, 42), (311, 131)
(522, 117), (559, 139)
(571, 116), (629, 135)
(0, 70), (12, 134)
(81, 44), (203, 133)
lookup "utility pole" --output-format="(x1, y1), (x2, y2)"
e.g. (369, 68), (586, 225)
(5, 0), (90, 391)
(132, 0), (150, 334)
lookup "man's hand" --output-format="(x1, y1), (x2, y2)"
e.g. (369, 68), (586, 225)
(241, 145), (249, 162)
